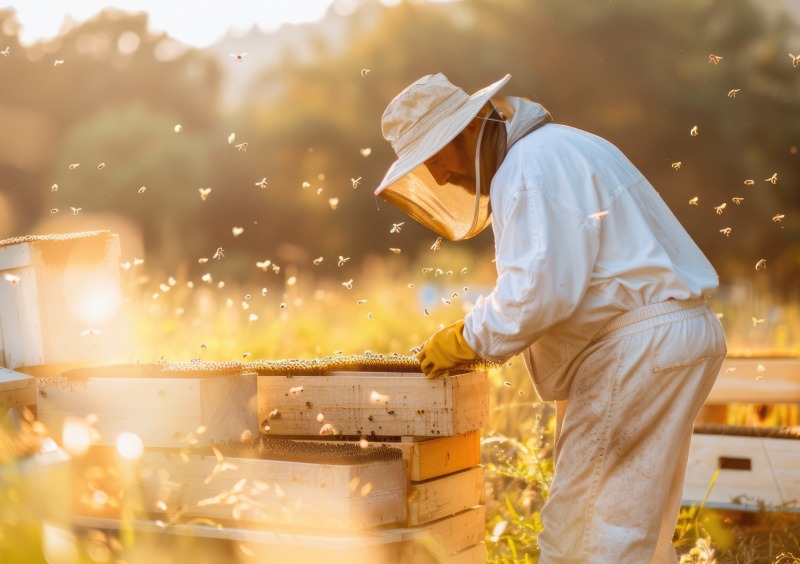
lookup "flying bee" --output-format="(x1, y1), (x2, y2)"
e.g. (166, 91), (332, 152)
(789, 53), (800, 68)
(708, 54), (723, 64)
(755, 259), (767, 271)
(351, 177), (361, 189)
(671, 162), (681, 170)
(688, 197), (699, 206)
(360, 69), (371, 77)
(752, 317), (765, 327)
(714, 203), (727, 215)
(431, 237), (443, 251)
(690, 125), (699, 137)
(231, 52), (248, 62)
(743, 179), (755, 186)
(3, 274), (21, 285)
(235, 142), (248, 152)
(213, 247), (224, 260)
(389, 248), (401, 254)
(719, 228), (732, 237)
(70, 207), (82, 215)
(255, 177), (268, 189)
(313, 257), (324, 265)
(138, 186), (146, 193)
(342, 279), (353, 289)
(732, 197), (744, 205)
(728, 89), (740, 98)
(1, 46), (9, 56)
(68, 163), (80, 170)
(338, 256), (350, 266)
(772, 214), (785, 223)
(765, 173), (778, 184)
(199, 187), (211, 201)
(390, 222), (404, 233)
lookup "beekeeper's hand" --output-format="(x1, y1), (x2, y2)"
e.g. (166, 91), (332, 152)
(416, 320), (480, 380)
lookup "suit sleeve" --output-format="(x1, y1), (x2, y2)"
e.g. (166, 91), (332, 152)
(463, 186), (600, 362)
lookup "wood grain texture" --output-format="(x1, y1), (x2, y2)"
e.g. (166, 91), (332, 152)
(408, 466), (485, 526)
(707, 358), (800, 404)
(37, 373), (258, 448)
(0, 367), (35, 408)
(684, 433), (792, 508)
(258, 371), (488, 438)
(139, 451), (407, 530)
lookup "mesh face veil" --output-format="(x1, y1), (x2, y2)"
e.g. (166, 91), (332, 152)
(378, 106), (506, 241)
(375, 74), (512, 241)
(375, 74), (551, 240)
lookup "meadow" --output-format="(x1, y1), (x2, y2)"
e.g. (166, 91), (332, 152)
(118, 253), (800, 563)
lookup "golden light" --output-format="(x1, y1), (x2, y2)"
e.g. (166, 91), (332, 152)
(65, 269), (121, 325)
(62, 418), (92, 456)
(116, 431), (144, 461)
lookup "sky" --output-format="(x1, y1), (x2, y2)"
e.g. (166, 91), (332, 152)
(0, 0), (361, 47)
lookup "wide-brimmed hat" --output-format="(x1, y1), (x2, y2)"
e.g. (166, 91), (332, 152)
(375, 73), (511, 197)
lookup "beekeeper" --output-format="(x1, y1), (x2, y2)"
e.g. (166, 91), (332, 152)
(375, 73), (727, 563)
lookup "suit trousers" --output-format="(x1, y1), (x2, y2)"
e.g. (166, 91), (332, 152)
(537, 299), (727, 563)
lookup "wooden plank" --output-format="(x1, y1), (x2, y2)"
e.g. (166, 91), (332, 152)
(258, 371), (487, 438)
(411, 430), (481, 481)
(377, 432), (482, 481)
(447, 542), (487, 564)
(73, 511), (484, 564)
(683, 433), (784, 508)
(0, 241), (32, 270)
(0, 367), (36, 408)
(395, 505), (485, 557)
(762, 437), (800, 505)
(408, 466), (484, 526)
(139, 451), (407, 530)
(37, 373), (258, 448)
(0, 266), (43, 369)
(707, 358), (800, 404)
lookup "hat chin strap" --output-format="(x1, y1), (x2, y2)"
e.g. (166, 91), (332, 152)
(468, 117), (489, 236)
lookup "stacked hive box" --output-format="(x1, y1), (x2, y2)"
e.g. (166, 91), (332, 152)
(253, 367), (490, 563)
(684, 357), (800, 511)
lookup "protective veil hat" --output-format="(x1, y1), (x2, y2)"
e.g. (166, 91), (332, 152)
(375, 73), (511, 240)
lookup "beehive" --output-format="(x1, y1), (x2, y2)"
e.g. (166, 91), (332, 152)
(36, 362), (258, 449)
(0, 231), (127, 370)
(684, 357), (800, 511)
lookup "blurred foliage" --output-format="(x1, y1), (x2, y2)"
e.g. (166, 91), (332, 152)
(0, 0), (798, 301)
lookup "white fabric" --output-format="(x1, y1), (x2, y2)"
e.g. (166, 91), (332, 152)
(462, 123), (720, 400)
(538, 301), (726, 563)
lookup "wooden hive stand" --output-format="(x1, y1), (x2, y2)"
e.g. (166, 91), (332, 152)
(684, 356), (800, 511)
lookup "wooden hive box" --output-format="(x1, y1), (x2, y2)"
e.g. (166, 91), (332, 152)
(705, 357), (800, 406)
(138, 445), (408, 530)
(36, 363), (258, 448)
(0, 368), (35, 411)
(684, 427), (800, 510)
(257, 370), (488, 438)
(0, 231), (127, 370)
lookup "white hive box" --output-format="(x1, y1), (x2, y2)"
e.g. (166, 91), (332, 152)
(0, 231), (126, 370)
(36, 363), (258, 448)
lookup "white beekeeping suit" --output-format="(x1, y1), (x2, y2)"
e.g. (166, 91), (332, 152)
(376, 73), (727, 563)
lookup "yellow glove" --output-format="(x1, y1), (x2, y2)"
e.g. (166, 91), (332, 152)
(416, 320), (480, 380)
